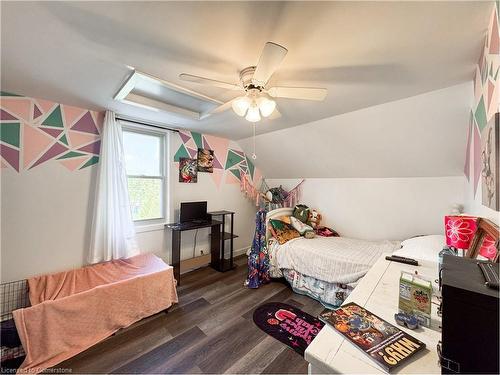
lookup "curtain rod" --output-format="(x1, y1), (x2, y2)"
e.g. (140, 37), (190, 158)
(115, 116), (180, 133)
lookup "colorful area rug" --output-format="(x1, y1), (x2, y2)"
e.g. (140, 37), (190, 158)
(253, 302), (324, 356)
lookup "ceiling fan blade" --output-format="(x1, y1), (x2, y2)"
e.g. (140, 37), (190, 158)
(267, 86), (327, 101)
(268, 108), (281, 120)
(179, 73), (241, 90)
(200, 99), (234, 119)
(252, 42), (288, 87)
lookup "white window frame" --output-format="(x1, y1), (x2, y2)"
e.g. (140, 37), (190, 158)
(120, 121), (171, 231)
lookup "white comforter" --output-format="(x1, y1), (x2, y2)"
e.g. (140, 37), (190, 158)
(273, 236), (401, 284)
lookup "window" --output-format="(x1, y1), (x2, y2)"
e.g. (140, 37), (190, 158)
(122, 126), (167, 222)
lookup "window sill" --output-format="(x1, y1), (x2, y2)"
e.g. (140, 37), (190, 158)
(134, 222), (166, 233)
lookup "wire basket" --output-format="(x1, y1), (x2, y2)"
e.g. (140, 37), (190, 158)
(0, 279), (30, 322)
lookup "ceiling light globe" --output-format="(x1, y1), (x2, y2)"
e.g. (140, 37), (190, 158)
(232, 96), (250, 117)
(245, 105), (261, 122)
(258, 97), (276, 117)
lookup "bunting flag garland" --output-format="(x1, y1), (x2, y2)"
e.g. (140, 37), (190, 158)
(283, 179), (305, 208)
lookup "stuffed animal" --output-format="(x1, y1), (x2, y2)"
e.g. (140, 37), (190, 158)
(307, 209), (322, 229)
(304, 230), (316, 239)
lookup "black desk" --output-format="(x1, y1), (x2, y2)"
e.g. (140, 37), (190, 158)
(165, 220), (222, 285)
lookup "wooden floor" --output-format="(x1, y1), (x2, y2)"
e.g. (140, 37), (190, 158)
(56, 256), (324, 374)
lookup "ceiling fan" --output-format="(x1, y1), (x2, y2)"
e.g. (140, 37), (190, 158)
(179, 42), (328, 122)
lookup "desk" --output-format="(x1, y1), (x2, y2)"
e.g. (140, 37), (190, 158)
(305, 254), (442, 374)
(165, 220), (222, 285)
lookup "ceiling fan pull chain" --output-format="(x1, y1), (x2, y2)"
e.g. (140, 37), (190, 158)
(252, 123), (257, 160)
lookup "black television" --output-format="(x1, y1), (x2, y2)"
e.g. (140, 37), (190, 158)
(180, 201), (208, 223)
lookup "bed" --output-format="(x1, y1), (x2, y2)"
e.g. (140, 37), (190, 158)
(265, 208), (403, 308)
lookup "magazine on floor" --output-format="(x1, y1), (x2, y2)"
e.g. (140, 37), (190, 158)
(319, 302), (425, 373)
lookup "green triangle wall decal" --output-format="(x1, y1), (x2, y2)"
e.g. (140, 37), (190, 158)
(475, 96), (487, 132)
(80, 156), (99, 169)
(57, 151), (86, 160)
(174, 144), (190, 162)
(225, 150), (244, 169)
(42, 105), (64, 128)
(230, 168), (241, 180)
(192, 132), (203, 149)
(59, 134), (69, 146)
(0, 123), (20, 148)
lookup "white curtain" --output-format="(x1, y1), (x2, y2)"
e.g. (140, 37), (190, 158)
(88, 111), (139, 264)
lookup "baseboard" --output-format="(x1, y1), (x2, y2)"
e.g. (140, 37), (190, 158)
(180, 246), (250, 274)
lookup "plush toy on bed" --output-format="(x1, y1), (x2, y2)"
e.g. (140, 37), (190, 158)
(307, 210), (322, 229)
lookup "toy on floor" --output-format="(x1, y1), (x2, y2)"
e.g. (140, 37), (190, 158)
(394, 312), (419, 330)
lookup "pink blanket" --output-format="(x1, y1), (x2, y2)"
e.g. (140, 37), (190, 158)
(13, 253), (178, 373)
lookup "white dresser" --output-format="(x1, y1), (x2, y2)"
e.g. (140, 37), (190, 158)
(305, 254), (442, 374)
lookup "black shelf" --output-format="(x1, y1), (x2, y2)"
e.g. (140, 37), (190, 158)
(208, 211), (237, 272)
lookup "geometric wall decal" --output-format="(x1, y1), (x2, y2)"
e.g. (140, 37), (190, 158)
(79, 155), (99, 169)
(40, 127), (63, 138)
(1, 93), (103, 172)
(57, 150), (87, 160)
(59, 156), (88, 171)
(204, 134), (229, 167)
(489, 10), (499, 54)
(187, 147), (197, 159)
(225, 149), (244, 169)
(174, 144), (189, 162)
(71, 112), (99, 134)
(67, 130), (98, 149)
(231, 149), (245, 157)
(59, 134), (69, 146)
(0, 98), (31, 122)
(1, 109), (17, 121)
(474, 96), (487, 132)
(33, 104), (42, 120)
(229, 168), (241, 180)
(23, 124), (54, 169)
(225, 169), (240, 184)
(30, 142), (68, 169)
(192, 132), (203, 149)
(35, 98), (57, 116)
(179, 131), (191, 144)
(0, 122), (20, 147)
(62, 105), (86, 129)
(77, 140), (100, 155)
(212, 156), (223, 170)
(41, 105), (64, 128)
(0, 143), (20, 172)
(210, 168), (223, 189)
(0, 91), (22, 97)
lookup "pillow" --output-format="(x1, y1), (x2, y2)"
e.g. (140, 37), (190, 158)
(269, 219), (300, 244)
(290, 216), (313, 235)
(393, 235), (445, 263)
(293, 204), (310, 223)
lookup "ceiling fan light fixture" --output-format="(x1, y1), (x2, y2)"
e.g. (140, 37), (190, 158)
(232, 96), (251, 117)
(257, 96), (276, 117)
(245, 105), (261, 122)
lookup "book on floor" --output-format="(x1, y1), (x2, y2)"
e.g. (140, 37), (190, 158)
(319, 302), (425, 373)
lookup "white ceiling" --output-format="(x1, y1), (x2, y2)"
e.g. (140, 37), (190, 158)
(239, 83), (473, 178)
(0, 1), (492, 140)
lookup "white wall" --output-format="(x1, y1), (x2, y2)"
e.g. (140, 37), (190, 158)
(239, 83), (472, 179)
(267, 177), (465, 241)
(1, 132), (256, 283)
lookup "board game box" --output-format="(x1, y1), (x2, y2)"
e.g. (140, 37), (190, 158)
(319, 302), (426, 373)
(398, 271), (432, 327)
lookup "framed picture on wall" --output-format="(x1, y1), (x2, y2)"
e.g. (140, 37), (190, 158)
(179, 157), (198, 183)
(197, 148), (214, 173)
(481, 112), (499, 211)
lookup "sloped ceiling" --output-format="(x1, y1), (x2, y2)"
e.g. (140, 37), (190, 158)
(0, 1), (492, 140)
(238, 83), (473, 178)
